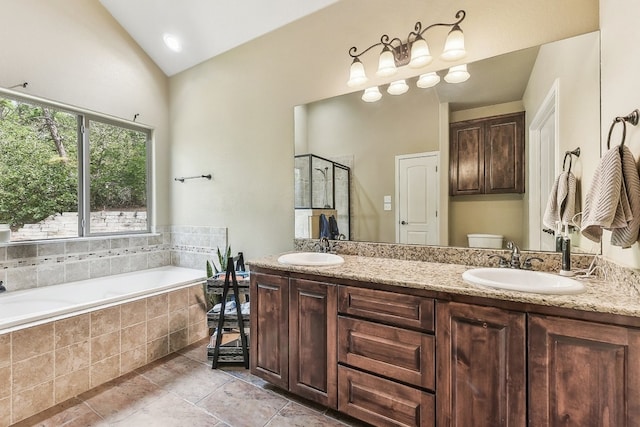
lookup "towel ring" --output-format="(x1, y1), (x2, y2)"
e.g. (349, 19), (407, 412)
(562, 147), (580, 173)
(607, 109), (640, 149)
(563, 152), (573, 172)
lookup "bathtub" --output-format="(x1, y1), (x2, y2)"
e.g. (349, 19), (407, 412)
(1, 265), (211, 425)
(0, 265), (205, 332)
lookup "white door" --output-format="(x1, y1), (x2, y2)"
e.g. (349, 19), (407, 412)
(538, 115), (556, 251)
(529, 80), (559, 251)
(396, 152), (439, 245)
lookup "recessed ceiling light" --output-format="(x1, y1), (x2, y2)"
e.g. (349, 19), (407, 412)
(163, 33), (182, 52)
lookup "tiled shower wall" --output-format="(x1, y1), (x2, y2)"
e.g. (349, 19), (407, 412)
(0, 225), (228, 292)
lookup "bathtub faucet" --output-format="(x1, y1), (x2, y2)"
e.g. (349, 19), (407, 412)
(0, 281), (5, 293)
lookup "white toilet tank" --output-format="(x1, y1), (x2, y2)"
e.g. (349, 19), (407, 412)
(467, 233), (504, 249)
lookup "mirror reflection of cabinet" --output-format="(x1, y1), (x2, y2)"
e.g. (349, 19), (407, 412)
(449, 111), (525, 196)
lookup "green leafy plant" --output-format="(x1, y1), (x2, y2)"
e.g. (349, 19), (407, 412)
(213, 246), (232, 274)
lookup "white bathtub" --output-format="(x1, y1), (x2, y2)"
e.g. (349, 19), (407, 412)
(0, 266), (205, 332)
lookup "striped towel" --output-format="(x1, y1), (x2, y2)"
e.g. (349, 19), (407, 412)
(543, 171), (577, 230)
(581, 145), (640, 247)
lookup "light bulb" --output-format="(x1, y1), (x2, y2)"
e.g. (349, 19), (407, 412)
(441, 25), (466, 61)
(376, 47), (397, 77)
(362, 86), (382, 102)
(387, 80), (409, 95)
(409, 36), (432, 68)
(417, 72), (441, 88)
(444, 64), (470, 83)
(347, 58), (368, 87)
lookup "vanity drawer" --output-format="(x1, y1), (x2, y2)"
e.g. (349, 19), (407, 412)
(338, 365), (435, 427)
(338, 286), (434, 332)
(338, 316), (435, 390)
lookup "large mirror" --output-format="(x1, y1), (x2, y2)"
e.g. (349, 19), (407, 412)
(294, 31), (601, 254)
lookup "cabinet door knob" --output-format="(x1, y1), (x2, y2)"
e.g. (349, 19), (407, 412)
(401, 220), (408, 225)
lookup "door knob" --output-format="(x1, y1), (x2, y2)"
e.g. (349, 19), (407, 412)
(401, 220), (408, 225)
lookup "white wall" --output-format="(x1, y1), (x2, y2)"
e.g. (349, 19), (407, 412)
(0, 0), (170, 226)
(523, 31), (601, 253)
(169, 0), (599, 258)
(600, 0), (640, 268)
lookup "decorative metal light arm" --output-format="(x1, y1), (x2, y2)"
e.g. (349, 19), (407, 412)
(409, 10), (466, 41)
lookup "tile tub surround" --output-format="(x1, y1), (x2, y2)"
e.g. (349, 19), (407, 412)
(0, 283), (209, 426)
(0, 225), (228, 292)
(249, 254), (640, 319)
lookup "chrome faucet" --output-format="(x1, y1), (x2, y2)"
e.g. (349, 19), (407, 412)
(318, 237), (331, 253)
(507, 241), (521, 269)
(488, 241), (544, 270)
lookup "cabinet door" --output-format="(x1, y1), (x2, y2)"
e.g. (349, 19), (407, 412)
(484, 113), (524, 194)
(529, 315), (640, 426)
(289, 278), (338, 408)
(250, 272), (289, 389)
(436, 301), (526, 427)
(449, 122), (484, 195)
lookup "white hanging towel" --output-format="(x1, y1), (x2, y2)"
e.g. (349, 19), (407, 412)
(581, 145), (640, 247)
(542, 171), (577, 230)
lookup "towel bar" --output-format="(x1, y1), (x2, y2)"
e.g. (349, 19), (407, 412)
(607, 109), (639, 149)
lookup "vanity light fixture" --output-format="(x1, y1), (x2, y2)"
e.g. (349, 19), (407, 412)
(347, 10), (469, 101)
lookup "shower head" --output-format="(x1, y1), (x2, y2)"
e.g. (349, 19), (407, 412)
(315, 167), (327, 176)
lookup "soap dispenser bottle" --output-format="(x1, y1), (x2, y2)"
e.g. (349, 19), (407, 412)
(555, 221), (563, 252)
(559, 222), (573, 276)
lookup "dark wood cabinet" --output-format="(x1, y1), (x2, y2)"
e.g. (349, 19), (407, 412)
(436, 301), (527, 427)
(449, 112), (525, 195)
(250, 272), (338, 408)
(250, 272), (289, 389)
(289, 278), (337, 408)
(529, 314), (640, 427)
(252, 267), (640, 427)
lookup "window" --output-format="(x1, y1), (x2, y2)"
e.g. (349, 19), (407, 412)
(0, 91), (151, 242)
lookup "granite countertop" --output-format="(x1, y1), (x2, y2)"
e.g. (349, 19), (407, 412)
(249, 254), (640, 318)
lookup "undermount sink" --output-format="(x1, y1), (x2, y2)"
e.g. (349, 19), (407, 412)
(462, 268), (586, 295)
(277, 252), (345, 267)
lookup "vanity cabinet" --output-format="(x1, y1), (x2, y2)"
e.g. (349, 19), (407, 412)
(436, 301), (527, 427)
(528, 314), (640, 426)
(251, 267), (640, 427)
(250, 272), (337, 408)
(449, 112), (525, 195)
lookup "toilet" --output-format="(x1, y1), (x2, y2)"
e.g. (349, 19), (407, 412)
(467, 233), (504, 249)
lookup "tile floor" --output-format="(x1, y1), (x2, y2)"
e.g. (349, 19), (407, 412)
(13, 339), (367, 427)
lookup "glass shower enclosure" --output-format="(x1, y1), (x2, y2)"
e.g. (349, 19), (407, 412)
(294, 154), (350, 240)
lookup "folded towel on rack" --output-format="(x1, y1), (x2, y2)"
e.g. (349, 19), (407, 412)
(543, 171), (577, 230)
(581, 145), (640, 247)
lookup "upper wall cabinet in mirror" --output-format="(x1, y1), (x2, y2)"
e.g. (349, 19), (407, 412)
(294, 31), (601, 254)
